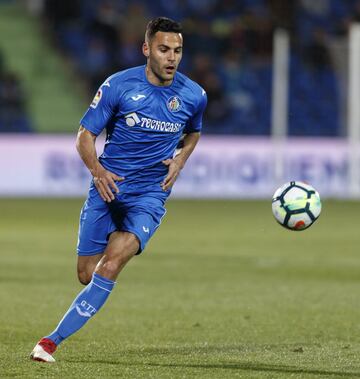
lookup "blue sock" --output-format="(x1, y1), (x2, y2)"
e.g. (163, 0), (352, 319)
(45, 273), (115, 345)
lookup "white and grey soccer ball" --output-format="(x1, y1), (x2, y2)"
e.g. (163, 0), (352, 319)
(272, 181), (322, 231)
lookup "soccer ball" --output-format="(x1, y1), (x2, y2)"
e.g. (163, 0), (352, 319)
(272, 181), (321, 231)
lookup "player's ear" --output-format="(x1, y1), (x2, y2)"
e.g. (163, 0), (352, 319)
(142, 42), (150, 58)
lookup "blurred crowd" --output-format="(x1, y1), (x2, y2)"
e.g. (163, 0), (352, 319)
(4, 0), (360, 135)
(0, 50), (32, 132)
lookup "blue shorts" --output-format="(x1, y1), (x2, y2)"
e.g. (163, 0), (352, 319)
(77, 184), (167, 256)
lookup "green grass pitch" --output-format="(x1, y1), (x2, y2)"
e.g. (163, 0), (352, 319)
(0, 198), (360, 378)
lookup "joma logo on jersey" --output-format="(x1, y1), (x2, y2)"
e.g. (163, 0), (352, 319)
(124, 112), (183, 133)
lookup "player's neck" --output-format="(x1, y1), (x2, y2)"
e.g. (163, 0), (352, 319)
(145, 65), (173, 87)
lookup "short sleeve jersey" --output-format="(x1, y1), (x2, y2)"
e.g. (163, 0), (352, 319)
(80, 65), (207, 193)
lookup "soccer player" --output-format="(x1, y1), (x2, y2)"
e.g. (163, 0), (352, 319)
(30, 17), (207, 362)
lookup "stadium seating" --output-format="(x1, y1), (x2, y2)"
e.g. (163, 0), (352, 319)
(1, 0), (359, 135)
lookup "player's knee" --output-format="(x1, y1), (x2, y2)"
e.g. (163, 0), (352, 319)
(98, 259), (120, 278)
(77, 270), (92, 285)
(101, 253), (129, 274)
(100, 248), (136, 276)
(96, 232), (139, 278)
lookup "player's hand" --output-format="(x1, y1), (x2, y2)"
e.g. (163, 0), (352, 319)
(161, 158), (182, 191)
(93, 165), (124, 202)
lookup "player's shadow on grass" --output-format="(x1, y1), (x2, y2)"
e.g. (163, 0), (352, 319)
(68, 344), (360, 378)
(71, 359), (360, 378)
(147, 362), (360, 378)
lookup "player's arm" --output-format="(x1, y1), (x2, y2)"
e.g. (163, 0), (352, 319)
(76, 126), (123, 202)
(162, 132), (200, 191)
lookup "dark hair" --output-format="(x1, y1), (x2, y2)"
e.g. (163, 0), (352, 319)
(145, 17), (182, 41)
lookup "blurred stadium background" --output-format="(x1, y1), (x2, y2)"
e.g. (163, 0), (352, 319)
(1, 0), (360, 198)
(2, 1), (360, 378)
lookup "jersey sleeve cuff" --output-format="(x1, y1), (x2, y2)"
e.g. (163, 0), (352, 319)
(80, 119), (102, 136)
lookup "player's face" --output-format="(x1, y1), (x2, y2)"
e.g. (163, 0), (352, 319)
(143, 31), (183, 86)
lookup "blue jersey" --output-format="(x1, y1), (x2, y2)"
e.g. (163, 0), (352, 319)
(80, 65), (207, 193)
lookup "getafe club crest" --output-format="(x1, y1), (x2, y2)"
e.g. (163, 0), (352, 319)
(167, 96), (182, 112)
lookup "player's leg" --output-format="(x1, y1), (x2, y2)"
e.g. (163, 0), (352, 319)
(77, 254), (103, 285)
(76, 227), (138, 285)
(30, 231), (139, 363)
(94, 231), (138, 280)
(31, 189), (116, 362)
(30, 193), (165, 362)
(46, 231), (139, 343)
